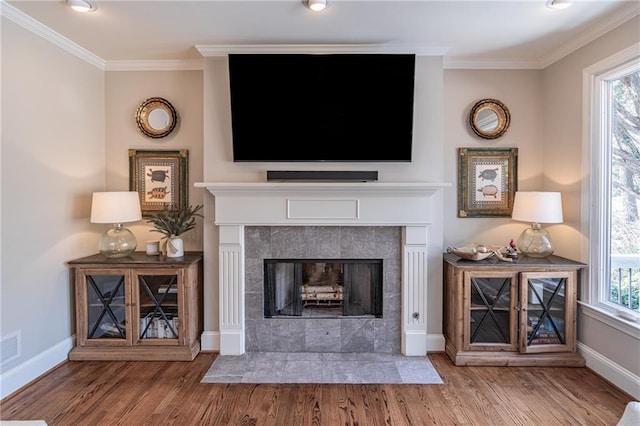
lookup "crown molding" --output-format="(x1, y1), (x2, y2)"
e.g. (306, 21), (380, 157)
(105, 59), (204, 72)
(0, 1), (105, 70)
(195, 44), (450, 56)
(539, 2), (640, 69)
(444, 2), (640, 70)
(444, 58), (543, 70)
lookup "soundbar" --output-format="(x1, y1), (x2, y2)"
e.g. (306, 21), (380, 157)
(267, 170), (378, 182)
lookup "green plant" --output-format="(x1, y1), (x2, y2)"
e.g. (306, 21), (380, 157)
(147, 204), (203, 238)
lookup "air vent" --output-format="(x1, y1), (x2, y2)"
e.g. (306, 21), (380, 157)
(1, 331), (21, 365)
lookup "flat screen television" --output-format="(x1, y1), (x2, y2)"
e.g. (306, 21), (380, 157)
(228, 54), (416, 162)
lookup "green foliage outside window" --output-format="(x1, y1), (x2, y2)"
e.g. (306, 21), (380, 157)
(609, 70), (640, 311)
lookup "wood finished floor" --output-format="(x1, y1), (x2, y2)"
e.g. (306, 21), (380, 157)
(0, 352), (634, 425)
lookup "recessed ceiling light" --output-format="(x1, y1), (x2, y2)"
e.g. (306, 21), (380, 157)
(66, 0), (97, 13)
(303, 0), (328, 12)
(546, 0), (572, 10)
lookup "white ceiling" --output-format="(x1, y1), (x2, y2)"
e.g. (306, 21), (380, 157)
(3, 0), (640, 69)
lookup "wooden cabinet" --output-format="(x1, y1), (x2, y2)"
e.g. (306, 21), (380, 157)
(67, 252), (203, 361)
(443, 253), (586, 367)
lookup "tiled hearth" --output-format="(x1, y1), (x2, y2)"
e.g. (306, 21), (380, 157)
(244, 226), (401, 353)
(202, 352), (443, 384)
(196, 181), (449, 356)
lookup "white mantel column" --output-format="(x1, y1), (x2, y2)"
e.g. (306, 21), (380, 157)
(402, 225), (429, 356)
(218, 225), (245, 355)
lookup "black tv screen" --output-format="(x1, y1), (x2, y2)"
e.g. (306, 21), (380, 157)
(228, 54), (415, 162)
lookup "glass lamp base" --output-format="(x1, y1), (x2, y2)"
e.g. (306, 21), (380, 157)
(516, 223), (554, 258)
(99, 223), (137, 258)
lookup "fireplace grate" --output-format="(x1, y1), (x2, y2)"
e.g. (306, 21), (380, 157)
(264, 259), (382, 319)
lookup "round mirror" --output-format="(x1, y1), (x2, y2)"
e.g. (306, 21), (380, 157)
(135, 97), (177, 138)
(469, 99), (510, 139)
(148, 108), (170, 130)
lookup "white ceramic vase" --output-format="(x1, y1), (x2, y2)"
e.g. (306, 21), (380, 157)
(166, 235), (184, 258)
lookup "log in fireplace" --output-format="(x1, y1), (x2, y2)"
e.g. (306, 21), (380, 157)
(264, 259), (383, 318)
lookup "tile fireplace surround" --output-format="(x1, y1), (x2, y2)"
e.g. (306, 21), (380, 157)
(195, 181), (449, 356)
(246, 226), (398, 353)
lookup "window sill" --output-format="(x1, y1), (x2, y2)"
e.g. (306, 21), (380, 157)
(578, 301), (640, 340)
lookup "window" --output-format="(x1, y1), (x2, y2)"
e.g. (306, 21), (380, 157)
(585, 44), (640, 326)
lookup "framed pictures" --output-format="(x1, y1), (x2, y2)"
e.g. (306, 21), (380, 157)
(129, 149), (188, 216)
(457, 147), (518, 218)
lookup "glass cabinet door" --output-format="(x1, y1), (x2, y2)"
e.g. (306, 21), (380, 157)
(134, 270), (181, 342)
(79, 270), (130, 344)
(520, 271), (575, 353)
(465, 271), (518, 350)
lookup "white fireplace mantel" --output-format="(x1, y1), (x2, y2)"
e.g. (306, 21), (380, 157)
(195, 181), (450, 356)
(195, 181), (448, 226)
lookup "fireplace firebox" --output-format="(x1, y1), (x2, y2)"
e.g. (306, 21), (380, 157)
(264, 259), (383, 318)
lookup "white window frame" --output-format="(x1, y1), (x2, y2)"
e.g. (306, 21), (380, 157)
(582, 43), (640, 338)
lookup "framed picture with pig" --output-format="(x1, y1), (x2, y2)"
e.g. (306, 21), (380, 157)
(457, 147), (518, 218)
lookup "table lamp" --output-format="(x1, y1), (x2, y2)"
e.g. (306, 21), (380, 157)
(511, 191), (563, 258)
(91, 191), (142, 258)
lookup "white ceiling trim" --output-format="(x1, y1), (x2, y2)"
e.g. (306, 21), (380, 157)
(444, 58), (543, 70)
(0, 1), (105, 70)
(195, 44), (450, 56)
(105, 60), (204, 72)
(539, 3), (640, 69)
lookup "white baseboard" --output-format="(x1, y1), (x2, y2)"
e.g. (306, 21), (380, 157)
(578, 342), (640, 399)
(200, 331), (220, 352)
(0, 336), (74, 400)
(427, 333), (446, 352)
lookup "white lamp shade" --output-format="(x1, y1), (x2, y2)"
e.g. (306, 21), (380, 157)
(511, 191), (563, 224)
(91, 192), (142, 224)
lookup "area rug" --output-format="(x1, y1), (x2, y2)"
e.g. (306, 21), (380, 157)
(201, 352), (443, 384)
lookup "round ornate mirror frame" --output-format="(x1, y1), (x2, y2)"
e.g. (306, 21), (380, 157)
(469, 98), (511, 140)
(135, 97), (177, 138)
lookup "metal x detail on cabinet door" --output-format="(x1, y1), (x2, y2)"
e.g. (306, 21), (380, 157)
(87, 275), (126, 338)
(470, 277), (510, 343)
(527, 278), (566, 345)
(139, 275), (178, 338)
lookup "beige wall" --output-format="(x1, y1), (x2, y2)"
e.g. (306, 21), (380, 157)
(443, 69), (544, 250)
(1, 17), (105, 393)
(104, 71), (204, 253)
(542, 15), (640, 378)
